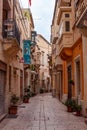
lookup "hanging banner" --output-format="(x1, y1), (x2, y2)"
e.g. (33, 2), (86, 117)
(23, 40), (31, 64)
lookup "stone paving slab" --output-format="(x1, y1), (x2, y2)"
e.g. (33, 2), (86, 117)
(0, 93), (87, 130)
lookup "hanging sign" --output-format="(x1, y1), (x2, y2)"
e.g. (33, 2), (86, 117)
(23, 40), (31, 64)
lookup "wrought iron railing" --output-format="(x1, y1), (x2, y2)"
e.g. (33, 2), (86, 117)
(3, 19), (20, 45)
(76, 0), (87, 21)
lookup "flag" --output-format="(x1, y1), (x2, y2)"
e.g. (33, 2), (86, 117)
(29, 0), (31, 6)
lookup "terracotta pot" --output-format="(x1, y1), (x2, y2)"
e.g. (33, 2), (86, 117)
(67, 106), (73, 112)
(85, 119), (87, 124)
(76, 111), (81, 116)
(23, 98), (29, 103)
(9, 106), (18, 115)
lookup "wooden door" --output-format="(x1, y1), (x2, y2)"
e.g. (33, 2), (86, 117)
(0, 70), (6, 115)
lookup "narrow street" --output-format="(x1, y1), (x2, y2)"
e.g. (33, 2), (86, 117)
(0, 93), (87, 130)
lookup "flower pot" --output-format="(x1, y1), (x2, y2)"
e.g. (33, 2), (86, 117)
(23, 98), (29, 103)
(67, 106), (73, 112)
(76, 111), (81, 116)
(9, 106), (18, 115)
(85, 118), (87, 124)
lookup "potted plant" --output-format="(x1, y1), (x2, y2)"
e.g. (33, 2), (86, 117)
(85, 108), (87, 124)
(69, 79), (74, 85)
(9, 94), (19, 115)
(76, 104), (82, 116)
(71, 100), (77, 112)
(65, 99), (73, 112)
(23, 86), (31, 103)
(23, 94), (30, 103)
(40, 88), (44, 93)
(86, 108), (87, 114)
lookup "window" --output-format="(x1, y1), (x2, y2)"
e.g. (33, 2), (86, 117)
(65, 14), (70, 18)
(42, 51), (44, 65)
(65, 21), (70, 32)
(58, 22), (63, 38)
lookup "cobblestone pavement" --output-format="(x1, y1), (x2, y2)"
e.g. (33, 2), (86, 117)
(0, 93), (87, 130)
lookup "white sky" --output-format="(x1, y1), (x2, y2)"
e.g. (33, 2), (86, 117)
(19, 0), (55, 42)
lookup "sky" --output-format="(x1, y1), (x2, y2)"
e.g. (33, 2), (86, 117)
(19, 0), (55, 42)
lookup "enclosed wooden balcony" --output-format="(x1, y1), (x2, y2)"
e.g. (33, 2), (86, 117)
(31, 51), (41, 66)
(57, 13), (73, 60)
(58, 32), (73, 60)
(35, 51), (41, 65)
(3, 19), (21, 56)
(58, 0), (71, 7)
(57, 7), (72, 25)
(76, 0), (87, 28)
(51, 25), (59, 44)
(55, 55), (63, 67)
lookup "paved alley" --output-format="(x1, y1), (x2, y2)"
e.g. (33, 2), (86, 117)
(0, 93), (87, 130)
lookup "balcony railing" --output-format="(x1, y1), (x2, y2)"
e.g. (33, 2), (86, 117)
(3, 19), (20, 45)
(76, 0), (87, 27)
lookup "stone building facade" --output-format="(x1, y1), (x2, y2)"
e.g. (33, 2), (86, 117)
(22, 9), (35, 90)
(33, 34), (52, 93)
(51, 0), (87, 116)
(0, 0), (32, 117)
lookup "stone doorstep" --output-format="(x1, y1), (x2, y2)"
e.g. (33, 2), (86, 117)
(0, 113), (7, 123)
(85, 118), (87, 124)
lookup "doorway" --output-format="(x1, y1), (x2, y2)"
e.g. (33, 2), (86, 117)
(0, 70), (6, 115)
(67, 65), (72, 99)
(57, 71), (63, 100)
(20, 70), (23, 99)
(76, 60), (81, 104)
